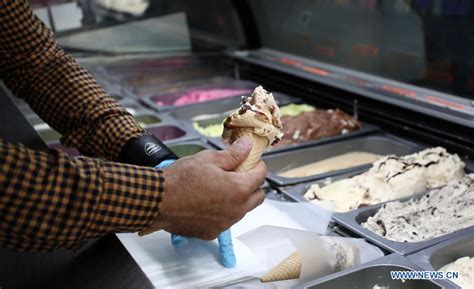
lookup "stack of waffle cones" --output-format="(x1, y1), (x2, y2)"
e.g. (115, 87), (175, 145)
(260, 251), (302, 282)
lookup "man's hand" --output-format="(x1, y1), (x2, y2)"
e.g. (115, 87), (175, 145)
(142, 137), (267, 239)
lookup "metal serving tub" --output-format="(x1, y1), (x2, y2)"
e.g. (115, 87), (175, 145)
(140, 78), (258, 112)
(145, 123), (199, 145)
(333, 196), (474, 256)
(281, 162), (474, 256)
(264, 134), (422, 186)
(298, 254), (458, 289)
(408, 227), (474, 271)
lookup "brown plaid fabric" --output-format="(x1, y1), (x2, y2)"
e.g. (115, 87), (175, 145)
(0, 0), (165, 250)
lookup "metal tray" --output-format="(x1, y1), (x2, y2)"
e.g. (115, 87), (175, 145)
(298, 254), (458, 289)
(408, 228), (474, 270)
(281, 162), (474, 256)
(139, 79), (258, 112)
(333, 195), (474, 256)
(129, 76), (235, 98)
(208, 120), (380, 155)
(264, 134), (422, 186)
(145, 123), (199, 145)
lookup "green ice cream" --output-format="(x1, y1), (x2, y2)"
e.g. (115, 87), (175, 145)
(170, 144), (206, 157)
(193, 121), (223, 137)
(279, 103), (315, 117)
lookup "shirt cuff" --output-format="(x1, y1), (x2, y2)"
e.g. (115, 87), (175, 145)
(88, 161), (165, 235)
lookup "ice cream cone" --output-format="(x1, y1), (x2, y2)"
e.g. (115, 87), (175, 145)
(231, 128), (270, 172)
(260, 251), (301, 282)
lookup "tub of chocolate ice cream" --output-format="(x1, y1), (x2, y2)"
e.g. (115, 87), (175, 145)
(299, 254), (456, 289)
(264, 134), (422, 186)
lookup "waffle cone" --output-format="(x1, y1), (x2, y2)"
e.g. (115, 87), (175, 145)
(231, 128), (269, 172)
(260, 251), (301, 283)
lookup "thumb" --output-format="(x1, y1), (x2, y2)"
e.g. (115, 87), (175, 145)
(217, 136), (252, 171)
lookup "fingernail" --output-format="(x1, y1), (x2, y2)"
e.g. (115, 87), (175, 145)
(233, 136), (251, 150)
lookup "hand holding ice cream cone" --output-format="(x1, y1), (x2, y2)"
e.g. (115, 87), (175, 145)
(217, 85), (283, 267)
(222, 85), (284, 168)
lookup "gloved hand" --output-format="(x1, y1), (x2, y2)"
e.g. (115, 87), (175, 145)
(155, 159), (236, 268)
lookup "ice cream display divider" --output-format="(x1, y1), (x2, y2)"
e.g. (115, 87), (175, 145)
(264, 134), (422, 187)
(297, 253), (458, 289)
(407, 227), (474, 288)
(279, 163), (474, 256)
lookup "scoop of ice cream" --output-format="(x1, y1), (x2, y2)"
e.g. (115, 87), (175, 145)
(304, 147), (465, 212)
(222, 86), (283, 146)
(363, 174), (474, 242)
(439, 257), (474, 289)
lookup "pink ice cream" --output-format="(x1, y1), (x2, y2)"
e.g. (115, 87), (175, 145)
(152, 88), (253, 106)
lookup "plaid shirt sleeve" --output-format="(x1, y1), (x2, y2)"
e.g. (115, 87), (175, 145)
(0, 139), (164, 251)
(0, 0), (166, 251)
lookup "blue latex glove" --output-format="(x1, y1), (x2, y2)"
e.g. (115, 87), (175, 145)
(155, 159), (236, 268)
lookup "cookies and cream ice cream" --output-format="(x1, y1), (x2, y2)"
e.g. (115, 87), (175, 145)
(304, 147), (465, 212)
(440, 257), (474, 289)
(278, 151), (380, 178)
(363, 174), (474, 242)
(223, 86), (283, 149)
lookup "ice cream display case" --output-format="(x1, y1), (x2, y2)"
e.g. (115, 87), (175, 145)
(2, 0), (474, 288)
